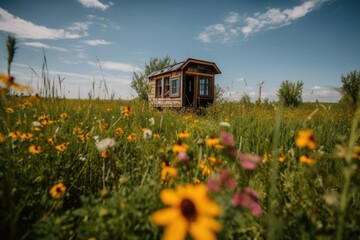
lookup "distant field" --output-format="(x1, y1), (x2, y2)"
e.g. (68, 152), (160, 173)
(0, 96), (359, 239)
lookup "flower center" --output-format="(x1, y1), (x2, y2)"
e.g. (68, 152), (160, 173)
(180, 198), (197, 221)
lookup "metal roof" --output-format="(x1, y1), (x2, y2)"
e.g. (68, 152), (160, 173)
(147, 58), (221, 78)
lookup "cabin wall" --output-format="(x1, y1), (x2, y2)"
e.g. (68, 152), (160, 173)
(148, 70), (183, 108)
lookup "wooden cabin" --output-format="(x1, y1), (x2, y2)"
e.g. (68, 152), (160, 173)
(148, 58), (221, 109)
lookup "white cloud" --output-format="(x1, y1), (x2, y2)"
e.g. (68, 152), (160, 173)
(0, 8), (85, 40)
(88, 61), (142, 72)
(23, 42), (67, 52)
(67, 21), (92, 32)
(303, 86), (341, 102)
(197, 0), (331, 43)
(83, 39), (114, 46)
(78, 0), (113, 11)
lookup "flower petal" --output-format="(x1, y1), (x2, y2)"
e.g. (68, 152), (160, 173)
(163, 216), (188, 240)
(189, 220), (218, 240)
(160, 189), (181, 206)
(151, 208), (180, 226)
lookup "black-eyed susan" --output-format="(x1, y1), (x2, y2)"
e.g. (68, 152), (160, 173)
(47, 137), (56, 144)
(20, 133), (33, 139)
(55, 143), (67, 152)
(60, 113), (68, 118)
(8, 131), (21, 139)
(172, 142), (189, 153)
(278, 154), (286, 163)
(161, 162), (177, 184)
(41, 117), (54, 125)
(205, 136), (220, 148)
(50, 183), (66, 199)
(199, 160), (212, 176)
(151, 183), (222, 240)
(115, 127), (124, 136)
(6, 107), (14, 113)
(300, 154), (316, 165)
(352, 145), (360, 160)
(101, 150), (109, 159)
(127, 133), (136, 142)
(29, 145), (41, 154)
(153, 133), (161, 140)
(79, 133), (91, 141)
(123, 106), (131, 117)
(0, 73), (32, 92)
(295, 130), (317, 150)
(0, 133), (4, 143)
(178, 130), (191, 139)
(208, 156), (220, 166)
(73, 127), (81, 134)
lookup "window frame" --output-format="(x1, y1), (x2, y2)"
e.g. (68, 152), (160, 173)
(156, 78), (163, 98)
(164, 77), (170, 97)
(198, 76), (211, 97)
(170, 76), (180, 98)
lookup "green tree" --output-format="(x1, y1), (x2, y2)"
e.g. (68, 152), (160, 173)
(131, 56), (175, 101)
(276, 80), (304, 107)
(340, 70), (360, 105)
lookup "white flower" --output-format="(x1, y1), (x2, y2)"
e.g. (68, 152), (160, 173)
(219, 122), (231, 127)
(149, 117), (155, 126)
(32, 121), (42, 127)
(96, 138), (116, 152)
(143, 129), (153, 140)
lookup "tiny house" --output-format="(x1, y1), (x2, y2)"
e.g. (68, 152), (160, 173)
(148, 58), (221, 109)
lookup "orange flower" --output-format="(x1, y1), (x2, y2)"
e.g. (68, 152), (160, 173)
(0, 133), (4, 143)
(115, 128), (124, 136)
(8, 131), (21, 139)
(29, 145), (42, 154)
(20, 133), (33, 139)
(300, 155), (316, 165)
(296, 130), (317, 150)
(55, 143), (67, 152)
(178, 130), (191, 139)
(127, 133), (136, 142)
(50, 183), (66, 199)
(123, 106), (131, 117)
(172, 142), (189, 153)
(0, 73), (32, 92)
(205, 136), (220, 148)
(47, 137), (56, 144)
(6, 107), (14, 113)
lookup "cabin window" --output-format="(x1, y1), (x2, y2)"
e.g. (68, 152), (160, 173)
(170, 77), (180, 97)
(164, 77), (170, 97)
(199, 76), (210, 96)
(156, 79), (162, 98)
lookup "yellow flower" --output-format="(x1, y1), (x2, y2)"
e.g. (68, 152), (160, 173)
(73, 127), (81, 134)
(172, 142), (189, 153)
(0, 73), (32, 92)
(79, 133), (91, 141)
(101, 150), (109, 159)
(47, 137), (56, 144)
(106, 108), (113, 112)
(199, 160), (212, 176)
(151, 183), (222, 240)
(352, 145), (360, 160)
(153, 133), (161, 140)
(205, 136), (220, 148)
(8, 131), (21, 139)
(161, 162), (177, 183)
(0, 133), (4, 143)
(60, 113), (68, 118)
(263, 152), (271, 162)
(296, 130), (317, 150)
(98, 123), (108, 132)
(115, 128), (124, 136)
(123, 106), (131, 117)
(279, 154), (286, 163)
(50, 183), (66, 199)
(127, 133), (136, 142)
(178, 130), (191, 139)
(41, 118), (54, 125)
(6, 107), (14, 113)
(20, 133), (33, 139)
(55, 143), (67, 152)
(300, 155), (316, 165)
(208, 156), (220, 166)
(29, 145), (42, 154)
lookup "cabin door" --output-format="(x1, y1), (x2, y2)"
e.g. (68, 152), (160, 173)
(185, 75), (195, 107)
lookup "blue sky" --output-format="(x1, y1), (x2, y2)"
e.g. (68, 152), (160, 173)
(0, 0), (359, 101)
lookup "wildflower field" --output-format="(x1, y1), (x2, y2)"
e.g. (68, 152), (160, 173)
(1, 95), (360, 239)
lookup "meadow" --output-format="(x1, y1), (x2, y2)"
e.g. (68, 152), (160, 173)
(0, 94), (359, 239)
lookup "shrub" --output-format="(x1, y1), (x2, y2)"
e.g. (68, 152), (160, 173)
(276, 80), (304, 107)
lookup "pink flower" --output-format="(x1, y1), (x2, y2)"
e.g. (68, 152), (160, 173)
(238, 153), (261, 170)
(207, 177), (221, 192)
(220, 131), (235, 147)
(232, 188), (262, 217)
(176, 151), (189, 163)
